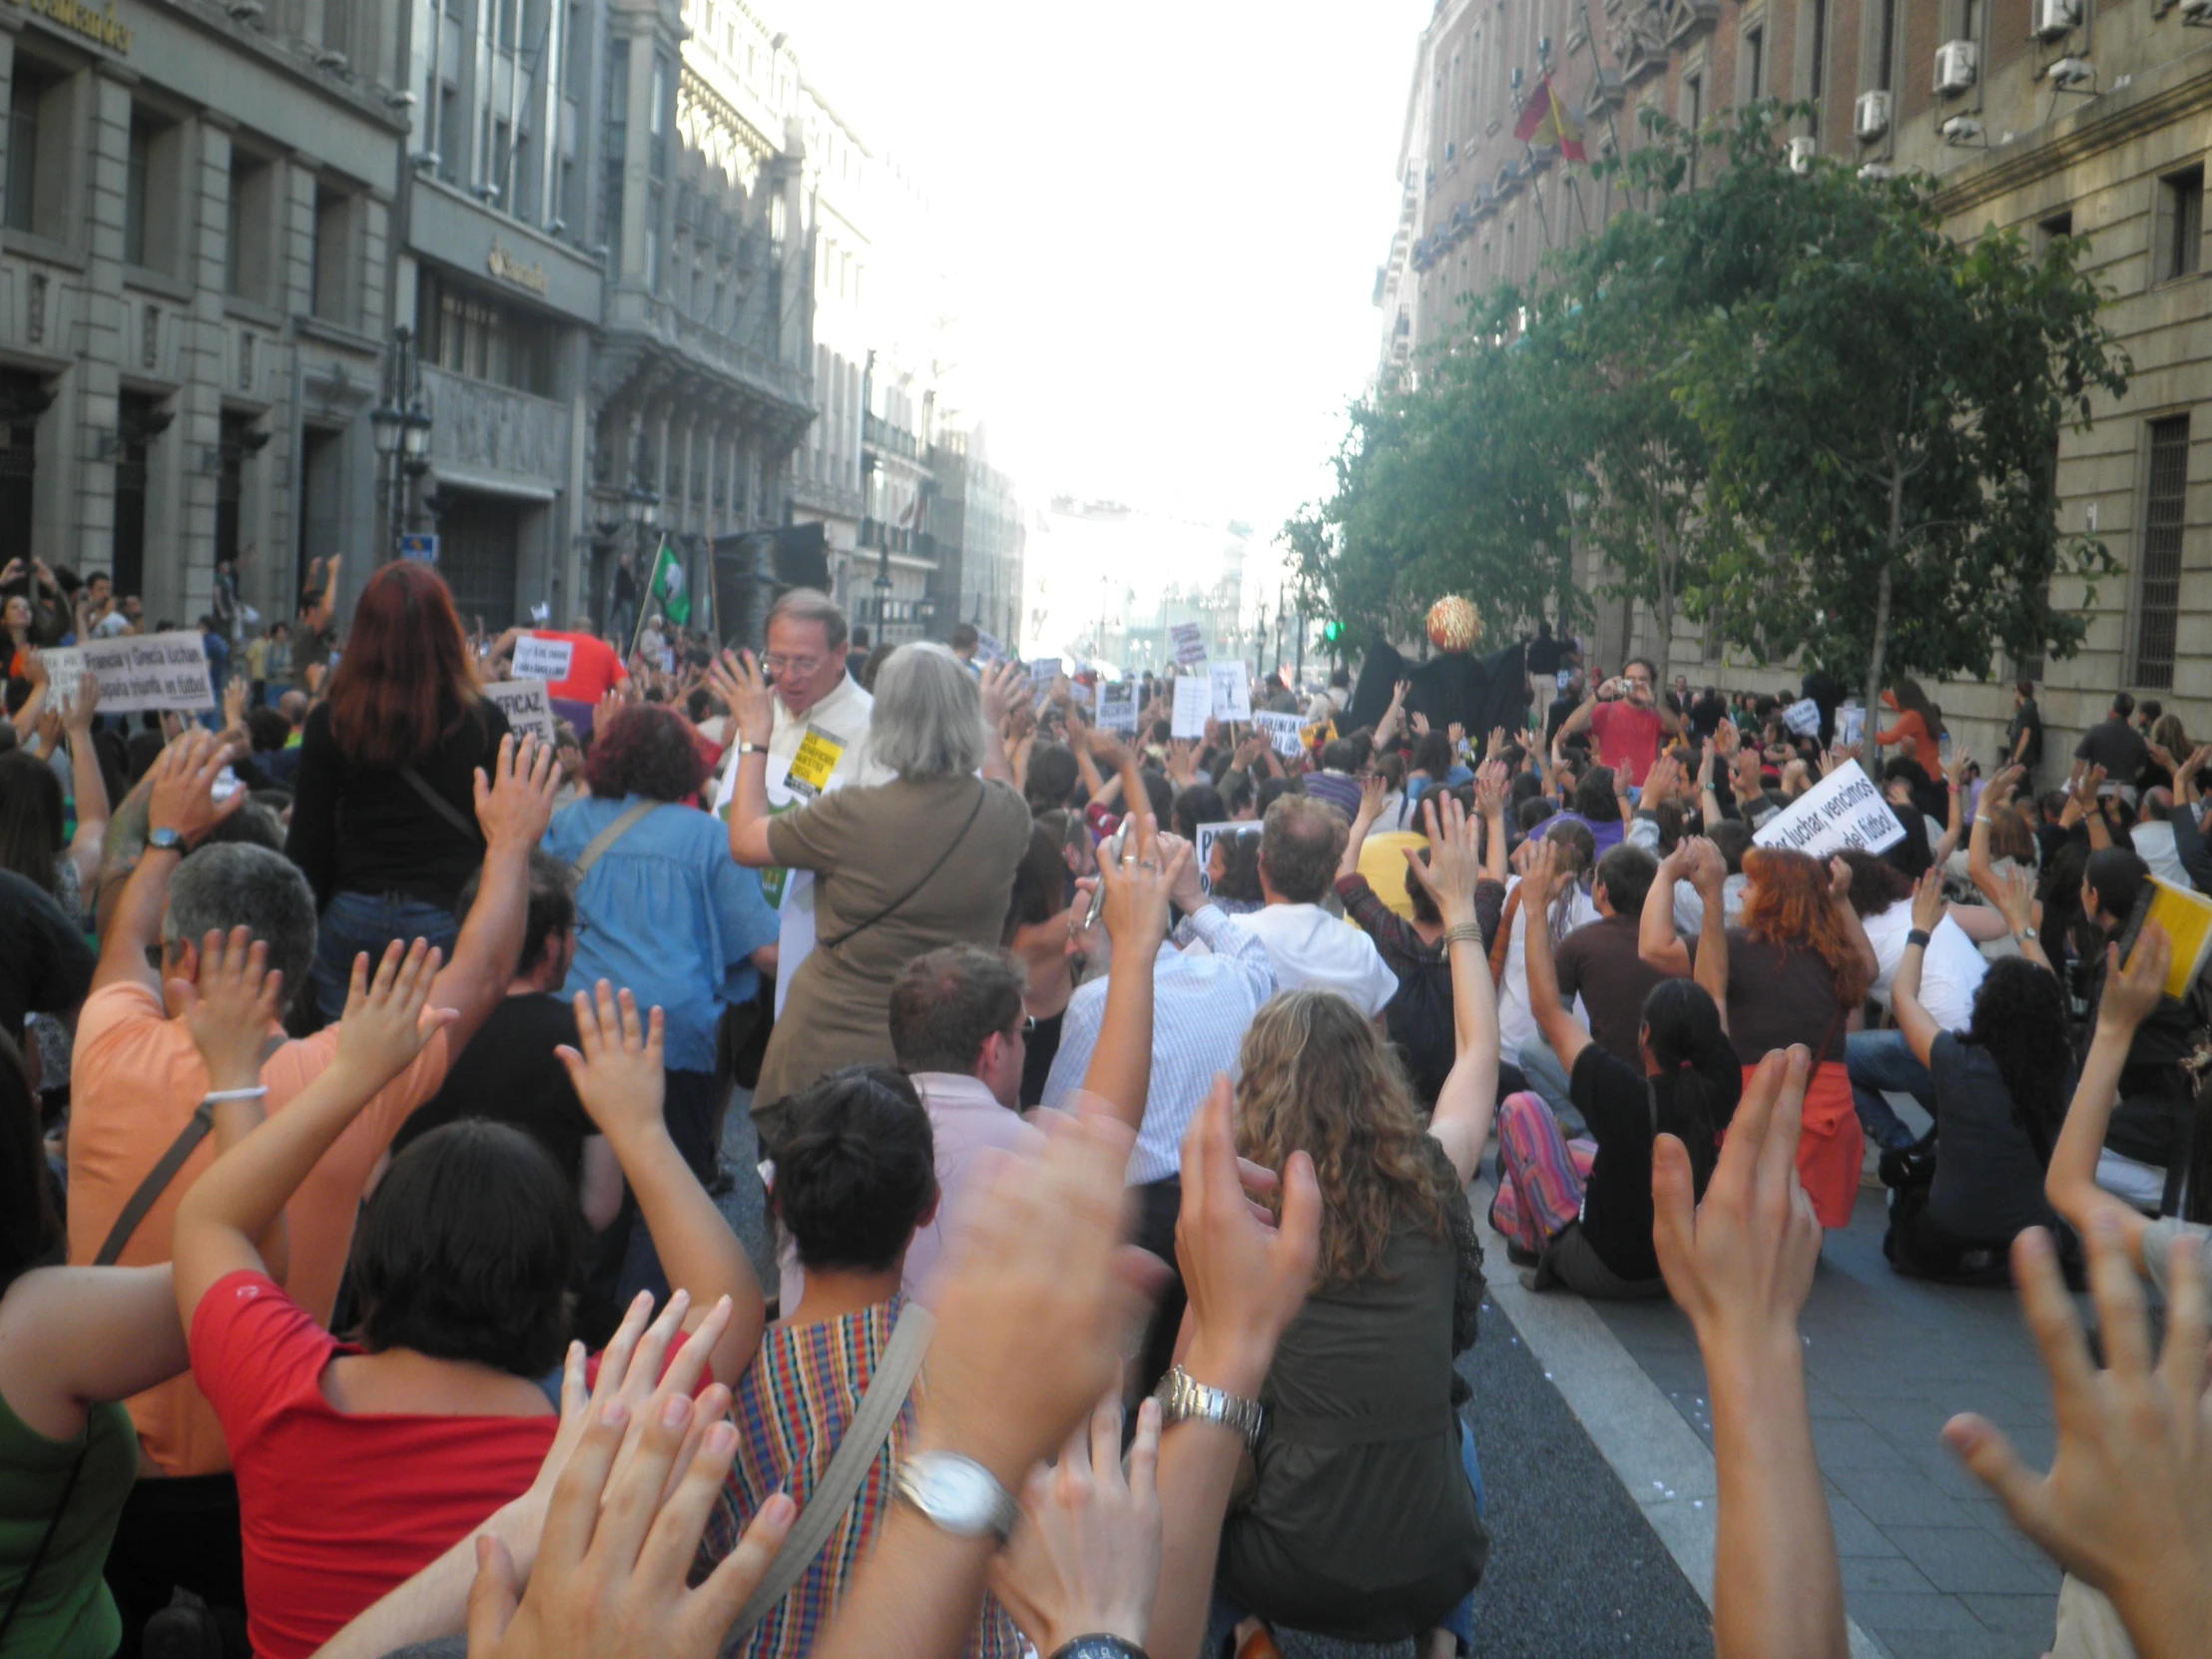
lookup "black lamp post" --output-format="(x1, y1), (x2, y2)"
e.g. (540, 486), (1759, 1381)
(369, 325), (433, 558)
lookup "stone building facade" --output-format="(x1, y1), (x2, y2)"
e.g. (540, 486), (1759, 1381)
(1378, 0), (2208, 775)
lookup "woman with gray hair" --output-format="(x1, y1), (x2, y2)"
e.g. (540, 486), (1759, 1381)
(722, 641), (1030, 1128)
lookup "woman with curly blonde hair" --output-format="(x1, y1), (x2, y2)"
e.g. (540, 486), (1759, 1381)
(1216, 797), (1497, 1656)
(1641, 842), (1878, 1229)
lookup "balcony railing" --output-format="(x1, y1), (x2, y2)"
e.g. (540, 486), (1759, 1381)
(858, 518), (937, 559)
(862, 412), (922, 461)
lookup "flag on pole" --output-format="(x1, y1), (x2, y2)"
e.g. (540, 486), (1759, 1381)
(646, 539), (690, 627)
(1513, 75), (1588, 162)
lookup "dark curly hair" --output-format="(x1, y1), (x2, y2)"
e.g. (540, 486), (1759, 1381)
(1960, 957), (2072, 1158)
(582, 702), (709, 803)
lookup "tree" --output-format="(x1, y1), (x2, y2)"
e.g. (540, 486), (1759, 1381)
(1675, 116), (2129, 720)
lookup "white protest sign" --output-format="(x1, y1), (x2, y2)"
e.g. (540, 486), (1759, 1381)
(38, 632), (214, 713)
(975, 630), (1006, 665)
(1781, 698), (1823, 738)
(1210, 662), (1252, 722)
(512, 633), (575, 683)
(1171, 673), (1211, 740)
(1752, 760), (1905, 859)
(1193, 821), (1250, 896)
(1255, 711), (1306, 758)
(1028, 656), (1062, 687)
(1170, 622), (1207, 667)
(1836, 703), (1865, 751)
(1095, 680), (1138, 733)
(482, 680), (560, 748)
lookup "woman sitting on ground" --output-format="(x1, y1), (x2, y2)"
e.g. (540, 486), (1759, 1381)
(1493, 836), (1740, 1298)
(1882, 868), (2070, 1282)
(169, 943), (760, 1659)
(1218, 795), (1496, 1656)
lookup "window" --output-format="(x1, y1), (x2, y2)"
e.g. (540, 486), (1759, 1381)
(1875, 0), (1898, 92)
(2037, 208), (2073, 248)
(1745, 26), (1764, 99)
(124, 108), (153, 268)
(323, 0), (353, 58)
(5, 58), (63, 237)
(2156, 166), (2203, 283)
(419, 270), (554, 395)
(1807, 0), (1828, 105)
(1959, 0), (1979, 39)
(602, 37), (628, 274)
(310, 187), (353, 323)
(1685, 74), (1703, 186)
(648, 55), (668, 181)
(2130, 415), (2191, 691)
(227, 150), (275, 300)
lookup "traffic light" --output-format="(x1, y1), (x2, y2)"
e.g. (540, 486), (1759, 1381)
(1321, 619), (1344, 646)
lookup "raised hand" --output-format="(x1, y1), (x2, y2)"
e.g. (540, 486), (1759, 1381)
(1095, 815), (1185, 957)
(1518, 833), (1562, 913)
(176, 926), (283, 1092)
(1994, 864), (2038, 939)
(2097, 924), (2170, 1035)
(149, 728), (246, 845)
(556, 982), (669, 1149)
(1404, 793), (1481, 929)
(705, 650), (776, 747)
(1471, 759), (1509, 821)
(1408, 711), (1430, 739)
(1354, 772), (1387, 826)
(979, 660), (1025, 731)
(330, 938), (456, 1095)
(63, 669), (100, 734)
(474, 733), (561, 850)
(1909, 864), (1944, 935)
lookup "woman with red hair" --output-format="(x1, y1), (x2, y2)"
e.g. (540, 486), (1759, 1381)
(284, 560), (512, 1020)
(1640, 842), (1878, 1228)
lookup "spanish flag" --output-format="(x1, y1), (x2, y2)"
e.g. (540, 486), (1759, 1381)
(1513, 75), (1588, 162)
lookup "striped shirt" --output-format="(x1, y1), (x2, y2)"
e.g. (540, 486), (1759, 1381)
(696, 1295), (1021, 1659)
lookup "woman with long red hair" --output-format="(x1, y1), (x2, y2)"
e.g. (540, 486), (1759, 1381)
(1640, 842), (1878, 1228)
(283, 560), (512, 1020)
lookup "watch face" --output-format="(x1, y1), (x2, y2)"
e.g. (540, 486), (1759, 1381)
(910, 1455), (999, 1532)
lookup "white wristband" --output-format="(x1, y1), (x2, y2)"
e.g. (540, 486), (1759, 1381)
(203, 1086), (270, 1103)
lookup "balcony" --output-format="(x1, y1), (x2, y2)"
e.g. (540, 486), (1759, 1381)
(858, 517), (937, 559)
(862, 412), (924, 463)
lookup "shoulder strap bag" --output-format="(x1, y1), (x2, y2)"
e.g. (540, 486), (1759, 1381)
(397, 765), (483, 845)
(723, 1302), (934, 1644)
(817, 783), (988, 953)
(570, 800), (660, 881)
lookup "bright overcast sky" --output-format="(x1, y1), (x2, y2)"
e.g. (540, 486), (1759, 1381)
(789, 0), (1436, 545)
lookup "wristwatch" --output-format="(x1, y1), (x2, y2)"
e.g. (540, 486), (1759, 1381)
(147, 826), (185, 853)
(2015, 924), (2038, 941)
(894, 1450), (1018, 1540)
(736, 740), (768, 757)
(1047, 1638), (1150, 1659)
(1154, 1365), (1266, 1448)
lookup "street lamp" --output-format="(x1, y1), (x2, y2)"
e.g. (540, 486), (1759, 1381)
(372, 325), (434, 557)
(872, 569), (893, 636)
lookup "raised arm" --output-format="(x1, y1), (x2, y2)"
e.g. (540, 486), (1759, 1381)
(91, 731), (246, 994)
(1404, 795), (1499, 1186)
(1827, 856), (1880, 988)
(1989, 863), (2052, 972)
(1655, 1046), (1847, 1659)
(1683, 838), (1732, 1030)
(1931, 751), (1970, 867)
(1965, 765), (2022, 905)
(977, 661), (1023, 788)
(1075, 814), (1180, 1134)
(171, 939), (454, 1331)
(1338, 774), (1387, 881)
(1473, 762), (1510, 885)
(2045, 926), (2167, 1274)
(1517, 838), (1593, 1080)
(59, 674), (110, 895)
(708, 650), (779, 867)
(1639, 844), (1694, 977)
(556, 983), (760, 1382)
(1890, 868), (1948, 1068)
(429, 734), (559, 1050)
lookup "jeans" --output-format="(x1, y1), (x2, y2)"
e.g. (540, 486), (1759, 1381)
(310, 890), (459, 1022)
(1846, 1029), (1935, 1153)
(1514, 1036), (1585, 1134)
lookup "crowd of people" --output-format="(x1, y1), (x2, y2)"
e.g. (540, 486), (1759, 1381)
(1, 555), (2208, 1659)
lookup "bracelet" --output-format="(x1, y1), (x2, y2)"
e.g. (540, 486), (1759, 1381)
(1905, 928), (1933, 950)
(203, 1086), (270, 1103)
(1442, 922), (1485, 947)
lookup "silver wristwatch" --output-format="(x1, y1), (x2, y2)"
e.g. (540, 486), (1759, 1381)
(1154, 1366), (1266, 1448)
(894, 1450), (1019, 1540)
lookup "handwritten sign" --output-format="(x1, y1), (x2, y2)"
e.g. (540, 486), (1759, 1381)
(1170, 622), (1207, 667)
(1095, 680), (1138, 734)
(1193, 821), (1252, 897)
(1255, 711), (1306, 758)
(512, 633), (575, 684)
(482, 680), (559, 749)
(1753, 760), (1905, 859)
(1210, 663), (1252, 722)
(1171, 674), (1211, 740)
(38, 631), (214, 713)
(1781, 697), (1823, 738)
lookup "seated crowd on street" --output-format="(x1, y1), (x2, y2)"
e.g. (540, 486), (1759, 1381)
(1, 557), (2208, 1659)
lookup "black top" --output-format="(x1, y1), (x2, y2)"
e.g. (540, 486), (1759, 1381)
(2073, 716), (2146, 787)
(389, 994), (595, 1186)
(0, 868), (94, 1042)
(283, 697), (511, 912)
(1687, 931), (1850, 1062)
(1019, 1008), (1064, 1110)
(1569, 1040), (1736, 1282)
(1925, 1032), (2060, 1243)
(2006, 700), (2044, 770)
(1525, 636), (1565, 678)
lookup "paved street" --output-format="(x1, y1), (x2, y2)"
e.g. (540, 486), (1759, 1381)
(718, 1097), (2066, 1659)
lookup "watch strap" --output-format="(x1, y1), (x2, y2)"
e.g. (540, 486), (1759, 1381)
(1154, 1365), (1265, 1448)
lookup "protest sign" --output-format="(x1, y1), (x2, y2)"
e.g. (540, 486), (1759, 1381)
(482, 680), (559, 748)
(1095, 680), (1138, 733)
(1193, 821), (1252, 896)
(511, 634), (575, 683)
(1028, 657), (1062, 686)
(1752, 760), (1905, 859)
(1210, 662), (1252, 722)
(1836, 703), (1865, 750)
(1170, 622), (1207, 667)
(1171, 673), (1211, 739)
(38, 632), (214, 714)
(1255, 711), (1305, 758)
(1781, 698), (1823, 738)
(975, 630), (1006, 665)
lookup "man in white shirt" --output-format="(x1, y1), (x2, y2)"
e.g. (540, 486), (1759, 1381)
(2131, 791), (2190, 889)
(1848, 874), (1992, 1153)
(885, 943), (1044, 1301)
(1234, 795), (1399, 1019)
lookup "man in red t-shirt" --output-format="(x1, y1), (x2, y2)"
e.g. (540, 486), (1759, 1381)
(503, 617), (629, 736)
(1559, 657), (1682, 789)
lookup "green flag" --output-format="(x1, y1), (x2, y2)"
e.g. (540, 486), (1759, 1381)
(647, 540), (691, 627)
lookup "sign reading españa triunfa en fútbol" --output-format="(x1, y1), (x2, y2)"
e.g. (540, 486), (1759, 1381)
(11, 0), (131, 52)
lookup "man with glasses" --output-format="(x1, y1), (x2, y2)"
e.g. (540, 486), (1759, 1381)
(1557, 655), (1683, 790)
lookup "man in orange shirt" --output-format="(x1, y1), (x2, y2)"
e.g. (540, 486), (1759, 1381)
(69, 727), (557, 1644)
